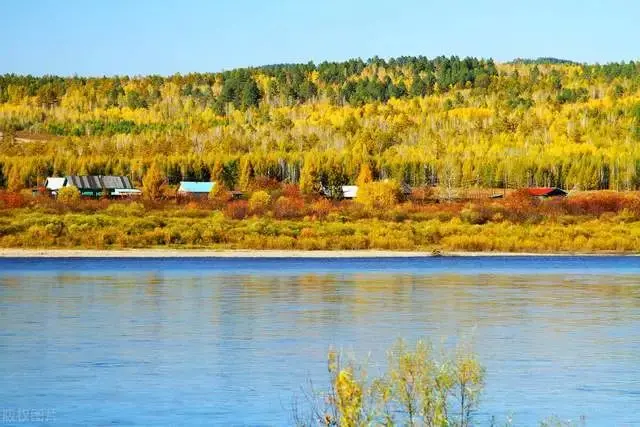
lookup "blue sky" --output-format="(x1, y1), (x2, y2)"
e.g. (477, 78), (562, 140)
(1, 0), (637, 76)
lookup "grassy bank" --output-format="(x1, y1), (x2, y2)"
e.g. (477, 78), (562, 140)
(2, 193), (640, 252)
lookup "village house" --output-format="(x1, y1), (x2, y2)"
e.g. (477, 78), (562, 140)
(525, 187), (568, 198)
(177, 181), (215, 199)
(43, 176), (141, 198)
(65, 175), (141, 198)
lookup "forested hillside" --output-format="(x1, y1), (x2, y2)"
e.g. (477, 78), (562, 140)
(1, 56), (640, 192)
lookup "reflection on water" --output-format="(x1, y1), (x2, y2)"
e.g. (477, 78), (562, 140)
(0, 258), (639, 425)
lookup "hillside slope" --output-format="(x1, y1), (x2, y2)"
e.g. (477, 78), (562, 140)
(1, 56), (640, 191)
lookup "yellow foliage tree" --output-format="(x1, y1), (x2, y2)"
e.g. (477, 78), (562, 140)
(57, 185), (81, 204)
(6, 166), (23, 192)
(356, 180), (400, 210)
(248, 190), (271, 214)
(455, 352), (485, 426)
(301, 340), (485, 426)
(142, 164), (165, 201)
(300, 155), (319, 195)
(210, 161), (223, 184)
(208, 181), (226, 201)
(239, 158), (254, 191)
(335, 370), (364, 427)
(355, 163), (373, 187)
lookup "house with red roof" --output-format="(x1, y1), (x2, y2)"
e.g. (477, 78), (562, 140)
(525, 187), (568, 198)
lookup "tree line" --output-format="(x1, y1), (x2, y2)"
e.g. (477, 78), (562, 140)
(1, 56), (640, 192)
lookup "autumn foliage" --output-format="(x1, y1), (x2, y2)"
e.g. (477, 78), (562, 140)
(356, 180), (401, 211)
(297, 340), (484, 426)
(1, 186), (640, 252)
(3, 57), (640, 252)
(2, 59), (640, 195)
(0, 191), (27, 209)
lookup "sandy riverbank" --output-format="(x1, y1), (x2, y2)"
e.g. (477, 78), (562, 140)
(0, 248), (634, 258)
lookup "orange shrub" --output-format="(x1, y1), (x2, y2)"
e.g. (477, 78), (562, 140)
(0, 191), (27, 209)
(273, 196), (305, 219)
(310, 198), (333, 219)
(564, 191), (629, 216)
(282, 184), (301, 199)
(502, 190), (538, 221)
(224, 200), (249, 219)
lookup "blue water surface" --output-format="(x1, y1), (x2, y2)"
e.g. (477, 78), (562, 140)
(1, 256), (639, 426)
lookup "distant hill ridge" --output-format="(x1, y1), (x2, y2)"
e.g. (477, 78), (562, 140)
(508, 57), (579, 65)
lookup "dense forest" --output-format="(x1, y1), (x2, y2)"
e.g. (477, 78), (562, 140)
(2, 55), (640, 192)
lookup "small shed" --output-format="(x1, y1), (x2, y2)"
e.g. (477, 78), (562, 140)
(525, 187), (568, 198)
(178, 181), (215, 198)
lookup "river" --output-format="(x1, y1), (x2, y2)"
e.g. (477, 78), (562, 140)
(1, 257), (639, 425)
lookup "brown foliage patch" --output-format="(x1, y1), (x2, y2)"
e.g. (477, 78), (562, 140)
(273, 196), (305, 219)
(224, 200), (249, 219)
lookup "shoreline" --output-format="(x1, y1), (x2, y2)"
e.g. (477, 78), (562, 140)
(0, 248), (637, 258)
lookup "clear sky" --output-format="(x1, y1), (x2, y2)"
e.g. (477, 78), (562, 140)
(1, 0), (638, 76)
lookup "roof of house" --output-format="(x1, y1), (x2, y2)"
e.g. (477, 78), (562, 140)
(101, 176), (133, 190)
(45, 177), (66, 191)
(65, 176), (133, 191)
(66, 176), (102, 190)
(526, 187), (567, 197)
(342, 185), (358, 198)
(178, 181), (214, 193)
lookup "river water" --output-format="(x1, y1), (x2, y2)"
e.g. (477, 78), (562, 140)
(1, 257), (639, 426)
